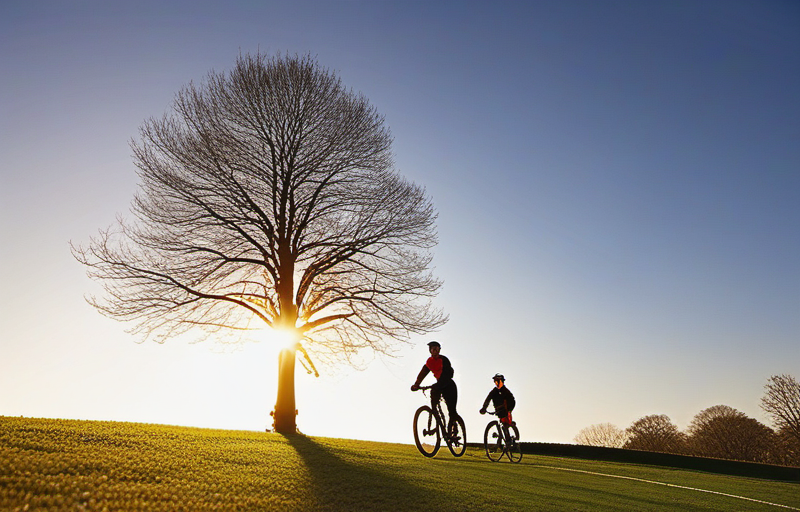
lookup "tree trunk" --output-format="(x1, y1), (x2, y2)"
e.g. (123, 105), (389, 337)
(273, 347), (297, 433)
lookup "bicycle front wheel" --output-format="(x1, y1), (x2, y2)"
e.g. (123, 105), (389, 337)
(506, 423), (522, 463)
(483, 421), (505, 462)
(446, 415), (467, 457)
(413, 406), (441, 457)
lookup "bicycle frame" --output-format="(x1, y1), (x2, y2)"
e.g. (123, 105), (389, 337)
(422, 387), (449, 439)
(413, 385), (466, 457)
(483, 408), (522, 463)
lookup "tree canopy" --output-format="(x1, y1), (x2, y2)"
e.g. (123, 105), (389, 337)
(624, 414), (686, 454)
(687, 405), (775, 462)
(761, 374), (800, 446)
(574, 423), (628, 448)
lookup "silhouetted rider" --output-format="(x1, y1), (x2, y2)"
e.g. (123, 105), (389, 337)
(411, 341), (460, 432)
(480, 373), (516, 426)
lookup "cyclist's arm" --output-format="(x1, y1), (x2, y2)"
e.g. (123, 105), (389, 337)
(413, 365), (430, 387)
(480, 389), (495, 412)
(505, 388), (516, 412)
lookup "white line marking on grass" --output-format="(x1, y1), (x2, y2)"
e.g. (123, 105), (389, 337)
(531, 465), (800, 511)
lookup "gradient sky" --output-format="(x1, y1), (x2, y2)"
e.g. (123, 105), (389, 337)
(2, 0), (798, 445)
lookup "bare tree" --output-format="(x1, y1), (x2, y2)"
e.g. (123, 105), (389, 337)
(772, 427), (800, 467)
(624, 414), (686, 454)
(574, 423), (628, 448)
(761, 374), (800, 447)
(686, 405), (776, 463)
(72, 53), (447, 433)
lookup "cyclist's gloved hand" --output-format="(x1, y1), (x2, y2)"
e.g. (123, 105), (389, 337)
(410, 384), (420, 391)
(479, 408), (486, 415)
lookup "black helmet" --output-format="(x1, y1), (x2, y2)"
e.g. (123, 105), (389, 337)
(492, 373), (505, 382)
(427, 341), (441, 348)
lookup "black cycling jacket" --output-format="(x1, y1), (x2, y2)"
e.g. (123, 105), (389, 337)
(482, 386), (516, 416)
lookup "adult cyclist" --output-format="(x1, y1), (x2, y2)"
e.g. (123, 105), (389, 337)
(411, 341), (461, 436)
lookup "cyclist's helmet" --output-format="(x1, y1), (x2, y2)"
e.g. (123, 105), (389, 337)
(427, 341), (441, 348)
(492, 373), (505, 382)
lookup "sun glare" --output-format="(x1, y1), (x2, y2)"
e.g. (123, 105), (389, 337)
(252, 327), (298, 351)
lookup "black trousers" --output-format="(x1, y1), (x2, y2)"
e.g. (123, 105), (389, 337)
(432, 380), (459, 424)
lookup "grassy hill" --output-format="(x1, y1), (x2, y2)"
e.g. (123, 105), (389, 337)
(1, 416), (798, 511)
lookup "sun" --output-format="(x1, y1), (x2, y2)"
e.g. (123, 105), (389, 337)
(251, 326), (298, 351)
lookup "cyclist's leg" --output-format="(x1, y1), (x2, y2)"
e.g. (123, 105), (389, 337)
(501, 413), (522, 462)
(430, 386), (442, 409)
(430, 386), (444, 430)
(442, 382), (459, 433)
(499, 412), (512, 442)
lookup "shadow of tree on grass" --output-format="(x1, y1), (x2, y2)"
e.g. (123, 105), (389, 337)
(284, 434), (451, 512)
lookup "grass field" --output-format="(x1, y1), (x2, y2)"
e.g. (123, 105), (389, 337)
(1, 416), (798, 511)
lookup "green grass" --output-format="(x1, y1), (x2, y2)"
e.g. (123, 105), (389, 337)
(1, 416), (798, 511)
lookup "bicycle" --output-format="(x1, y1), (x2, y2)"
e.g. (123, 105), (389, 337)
(412, 385), (466, 457)
(483, 409), (522, 463)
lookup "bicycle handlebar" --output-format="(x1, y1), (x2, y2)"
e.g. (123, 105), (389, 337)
(483, 408), (512, 419)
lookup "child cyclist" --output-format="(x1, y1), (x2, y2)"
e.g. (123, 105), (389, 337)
(479, 373), (516, 427)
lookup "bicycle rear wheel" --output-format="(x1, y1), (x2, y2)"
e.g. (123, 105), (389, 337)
(413, 406), (441, 457)
(446, 415), (467, 457)
(506, 423), (522, 463)
(483, 421), (505, 462)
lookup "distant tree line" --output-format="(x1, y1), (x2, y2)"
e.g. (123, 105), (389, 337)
(573, 374), (800, 466)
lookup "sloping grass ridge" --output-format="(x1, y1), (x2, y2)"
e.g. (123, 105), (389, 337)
(1, 416), (798, 511)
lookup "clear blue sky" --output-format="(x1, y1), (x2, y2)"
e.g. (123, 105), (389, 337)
(1, 0), (798, 444)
